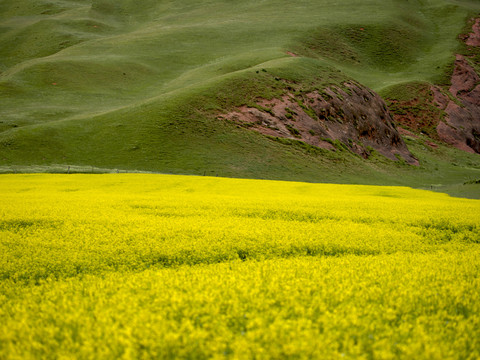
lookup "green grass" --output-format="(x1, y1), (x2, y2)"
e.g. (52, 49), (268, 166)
(1, 0), (480, 193)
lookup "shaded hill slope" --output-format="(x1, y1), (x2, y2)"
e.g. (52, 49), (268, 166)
(1, 0), (480, 194)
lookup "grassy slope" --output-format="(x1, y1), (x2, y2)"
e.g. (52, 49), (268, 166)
(1, 0), (480, 195)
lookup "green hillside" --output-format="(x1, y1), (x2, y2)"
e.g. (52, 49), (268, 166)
(1, 0), (480, 194)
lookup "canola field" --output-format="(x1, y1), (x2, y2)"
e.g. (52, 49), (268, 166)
(0, 174), (479, 359)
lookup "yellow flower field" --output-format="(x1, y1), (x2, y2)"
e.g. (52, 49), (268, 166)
(0, 174), (479, 359)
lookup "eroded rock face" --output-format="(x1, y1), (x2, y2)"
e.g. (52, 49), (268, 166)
(433, 78), (479, 153)
(219, 82), (418, 165)
(434, 53), (480, 153)
(466, 18), (480, 47)
(390, 17), (480, 154)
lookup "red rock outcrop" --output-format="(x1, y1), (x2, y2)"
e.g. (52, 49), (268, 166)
(434, 18), (480, 154)
(466, 18), (480, 47)
(219, 82), (418, 165)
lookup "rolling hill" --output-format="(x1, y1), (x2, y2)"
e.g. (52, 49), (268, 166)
(1, 0), (480, 196)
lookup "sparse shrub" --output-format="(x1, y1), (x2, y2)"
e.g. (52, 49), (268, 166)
(285, 124), (301, 137)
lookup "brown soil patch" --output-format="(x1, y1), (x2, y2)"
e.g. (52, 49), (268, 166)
(387, 86), (443, 140)
(397, 127), (418, 139)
